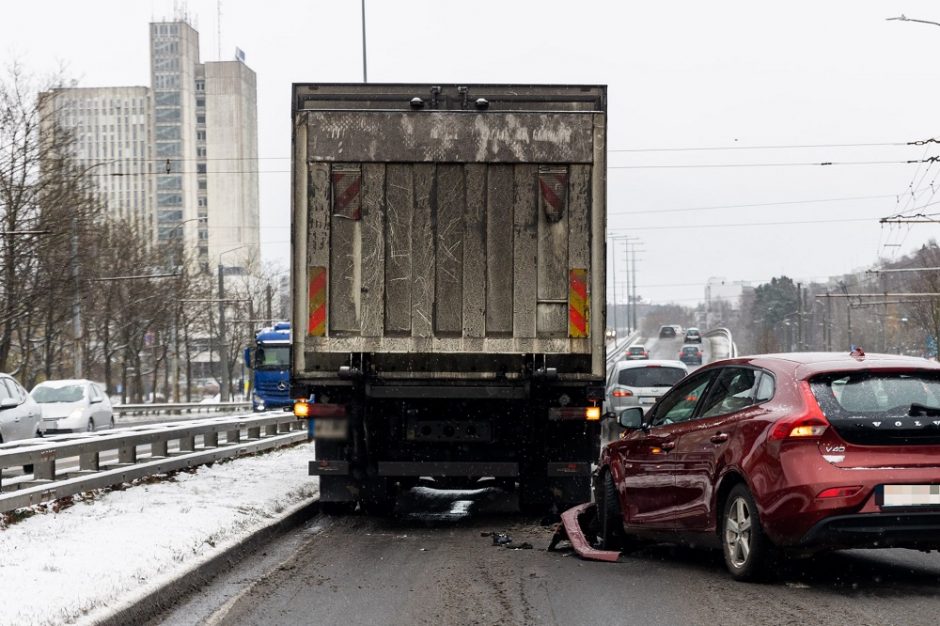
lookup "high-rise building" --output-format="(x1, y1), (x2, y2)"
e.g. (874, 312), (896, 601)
(41, 18), (259, 272)
(39, 86), (154, 231)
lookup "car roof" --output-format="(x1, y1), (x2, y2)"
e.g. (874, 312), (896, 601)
(615, 359), (688, 371)
(686, 328), (700, 333)
(32, 379), (94, 388)
(681, 344), (700, 350)
(699, 352), (940, 379)
(628, 345), (646, 350)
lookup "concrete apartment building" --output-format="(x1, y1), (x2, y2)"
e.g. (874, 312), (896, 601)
(42, 19), (259, 273)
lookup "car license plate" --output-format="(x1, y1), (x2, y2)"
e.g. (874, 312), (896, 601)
(640, 397), (656, 405)
(313, 418), (348, 440)
(881, 484), (940, 507)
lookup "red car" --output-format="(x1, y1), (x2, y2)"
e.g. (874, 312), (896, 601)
(596, 352), (940, 581)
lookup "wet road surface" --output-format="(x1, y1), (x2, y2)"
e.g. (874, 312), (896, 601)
(157, 486), (940, 626)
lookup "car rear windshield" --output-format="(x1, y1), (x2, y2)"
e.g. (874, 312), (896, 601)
(618, 367), (686, 388)
(628, 347), (645, 354)
(32, 384), (85, 403)
(810, 371), (940, 445)
(682, 346), (699, 354)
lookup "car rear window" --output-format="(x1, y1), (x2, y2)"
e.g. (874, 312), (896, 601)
(682, 346), (699, 354)
(811, 371), (940, 445)
(628, 347), (645, 354)
(618, 367), (686, 388)
(32, 384), (86, 403)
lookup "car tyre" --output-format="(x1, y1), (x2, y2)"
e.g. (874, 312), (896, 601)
(597, 472), (627, 551)
(86, 419), (95, 433)
(722, 484), (775, 581)
(109, 416), (115, 429)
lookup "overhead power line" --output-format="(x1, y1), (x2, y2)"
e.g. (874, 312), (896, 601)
(610, 158), (937, 170)
(611, 193), (896, 216)
(609, 141), (910, 153)
(624, 215), (880, 231)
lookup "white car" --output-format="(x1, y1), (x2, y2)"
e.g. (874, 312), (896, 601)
(603, 360), (689, 442)
(0, 373), (42, 442)
(31, 379), (114, 433)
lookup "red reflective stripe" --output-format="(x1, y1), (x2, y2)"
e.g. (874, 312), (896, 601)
(569, 306), (586, 334)
(539, 178), (563, 211)
(569, 273), (587, 299)
(308, 267), (327, 336)
(334, 177), (361, 212)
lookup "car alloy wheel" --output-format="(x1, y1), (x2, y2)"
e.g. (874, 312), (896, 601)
(725, 496), (752, 568)
(721, 484), (775, 581)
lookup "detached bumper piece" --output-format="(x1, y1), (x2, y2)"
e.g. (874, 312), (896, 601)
(548, 502), (621, 562)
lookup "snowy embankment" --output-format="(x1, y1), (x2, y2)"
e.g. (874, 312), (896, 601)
(0, 442), (318, 626)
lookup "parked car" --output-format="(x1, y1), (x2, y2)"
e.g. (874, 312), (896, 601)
(679, 344), (704, 366)
(31, 379), (114, 433)
(596, 352), (940, 581)
(625, 345), (649, 360)
(0, 373), (42, 442)
(603, 360), (689, 442)
(658, 325), (677, 339)
(684, 328), (703, 343)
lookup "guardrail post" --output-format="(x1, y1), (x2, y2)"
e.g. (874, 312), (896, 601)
(119, 443), (137, 465)
(204, 432), (219, 447)
(264, 423), (278, 437)
(152, 439), (168, 458)
(227, 428), (241, 444)
(180, 434), (196, 452)
(247, 426), (261, 440)
(79, 451), (99, 471)
(34, 452), (56, 481)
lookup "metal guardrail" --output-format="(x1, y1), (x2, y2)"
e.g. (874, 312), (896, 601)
(606, 330), (642, 364)
(114, 401), (251, 418)
(704, 327), (738, 359)
(0, 413), (307, 513)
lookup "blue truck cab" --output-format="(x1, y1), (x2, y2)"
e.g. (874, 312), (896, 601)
(245, 322), (292, 412)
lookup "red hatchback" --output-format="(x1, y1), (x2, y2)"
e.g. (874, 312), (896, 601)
(596, 352), (940, 580)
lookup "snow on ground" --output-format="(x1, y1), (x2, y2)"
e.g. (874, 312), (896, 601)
(0, 442), (318, 626)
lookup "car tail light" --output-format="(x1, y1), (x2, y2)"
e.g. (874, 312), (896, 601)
(816, 486), (862, 499)
(769, 381), (830, 440)
(612, 389), (633, 397)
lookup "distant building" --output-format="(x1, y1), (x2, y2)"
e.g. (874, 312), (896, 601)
(41, 19), (259, 272)
(705, 277), (752, 328)
(39, 85), (154, 231)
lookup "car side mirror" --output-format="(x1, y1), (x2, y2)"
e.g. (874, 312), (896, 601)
(90, 397), (102, 404)
(618, 407), (645, 430)
(0, 397), (18, 410)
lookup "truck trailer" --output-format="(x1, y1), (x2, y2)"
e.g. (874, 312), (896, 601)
(290, 83), (607, 514)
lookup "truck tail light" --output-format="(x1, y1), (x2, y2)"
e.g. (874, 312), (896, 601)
(293, 400), (310, 419)
(612, 389), (633, 397)
(293, 401), (348, 419)
(769, 382), (830, 440)
(549, 407), (601, 421)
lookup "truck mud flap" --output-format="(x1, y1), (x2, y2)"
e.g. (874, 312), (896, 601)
(309, 460), (350, 475)
(377, 462), (519, 477)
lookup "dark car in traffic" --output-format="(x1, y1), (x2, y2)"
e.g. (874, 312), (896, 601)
(595, 352), (940, 581)
(658, 325), (677, 339)
(678, 344), (703, 365)
(684, 328), (702, 343)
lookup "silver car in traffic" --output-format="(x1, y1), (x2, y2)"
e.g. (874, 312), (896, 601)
(31, 379), (114, 433)
(0, 373), (42, 442)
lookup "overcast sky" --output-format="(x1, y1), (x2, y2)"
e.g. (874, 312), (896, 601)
(4, 0), (940, 305)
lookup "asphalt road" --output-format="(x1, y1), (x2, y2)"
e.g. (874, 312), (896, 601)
(157, 486), (940, 626)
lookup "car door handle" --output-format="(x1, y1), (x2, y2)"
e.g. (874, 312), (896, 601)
(710, 432), (729, 444)
(660, 440), (676, 451)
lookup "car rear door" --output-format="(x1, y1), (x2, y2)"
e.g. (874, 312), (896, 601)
(616, 370), (717, 529)
(672, 367), (773, 531)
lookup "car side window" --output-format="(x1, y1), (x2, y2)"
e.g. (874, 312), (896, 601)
(650, 373), (714, 426)
(89, 384), (101, 401)
(755, 371), (775, 402)
(0, 378), (11, 401)
(699, 368), (760, 418)
(1, 378), (20, 403)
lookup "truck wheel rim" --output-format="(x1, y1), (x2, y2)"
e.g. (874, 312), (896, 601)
(725, 497), (752, 568)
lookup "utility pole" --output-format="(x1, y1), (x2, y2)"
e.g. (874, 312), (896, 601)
(265, 283), (273, 325)
(361, 0), (368, 82)
(218, 263), (229, 402)
(631, 246), (638, 332)
(796, 283), (804, 351)
(611, 239), (619, 336)
(825, 292), (832, 351)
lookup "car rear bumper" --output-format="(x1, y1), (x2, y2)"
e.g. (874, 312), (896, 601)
(799, 511), (940, 550)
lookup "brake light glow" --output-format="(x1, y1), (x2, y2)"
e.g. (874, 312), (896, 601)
(549, 406), (602, 421)
(769, 381), (830, 440)
(293, 400), (310, 419)
(612, 389), (633, 397)
(816, 486), (862, 499)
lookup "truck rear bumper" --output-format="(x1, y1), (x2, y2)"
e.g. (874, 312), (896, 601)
(377, 461), (519, 477)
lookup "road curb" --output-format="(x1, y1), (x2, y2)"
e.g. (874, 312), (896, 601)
(93, 498), (321, 626)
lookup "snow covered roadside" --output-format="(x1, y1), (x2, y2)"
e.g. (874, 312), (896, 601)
(0, 442), (318, 626)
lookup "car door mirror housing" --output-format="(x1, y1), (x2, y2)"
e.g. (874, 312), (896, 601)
(618, 407), (645, 430)
(0, 397), (18, 410)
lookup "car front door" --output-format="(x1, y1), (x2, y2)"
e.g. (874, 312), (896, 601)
(672, 367), (774, 531)
(1, 377), (31, 440)
(614, 370), (716, 529)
